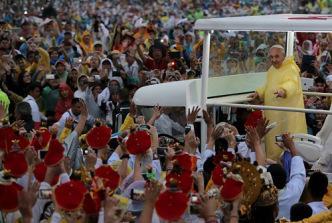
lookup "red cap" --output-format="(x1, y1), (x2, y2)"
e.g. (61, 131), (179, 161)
(0, 127), (30, 152)
(3, 151), (28, 178)
(33, 162), (47, 182)
(211, 165), (225, 186)
(30, 127), (51, 151)
(44, 138), (64, 166)
(126, 130), (151, 154)
(94, 165), (120, 191)
(220, 178), (244, 201)
(83, 192), (101, 215)
(0, 182), (23, 212)
(33, 162), (59, 185)
(166, 170), (193, 194)
(172, 152), (193, 172)
(54, 180), (87, 211)
(86, 125), (112, 149)
(155, 190), (189, 221)
(245, 110), (263, 128)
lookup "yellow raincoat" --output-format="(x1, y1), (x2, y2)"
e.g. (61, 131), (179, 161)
(256, 57), (307, 160)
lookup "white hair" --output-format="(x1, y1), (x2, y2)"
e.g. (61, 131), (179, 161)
(270, 45), (285, 54)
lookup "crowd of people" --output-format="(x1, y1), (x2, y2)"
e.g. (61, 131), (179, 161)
(0, 0), (332, 223)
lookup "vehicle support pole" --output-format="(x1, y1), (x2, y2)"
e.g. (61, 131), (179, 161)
(286, 31), (295, 57)
(200, 31), (211, 152)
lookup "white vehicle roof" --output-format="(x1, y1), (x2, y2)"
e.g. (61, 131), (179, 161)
(194, 14), (332, 32)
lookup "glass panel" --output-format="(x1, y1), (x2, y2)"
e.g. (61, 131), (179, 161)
(209, 31), (287, 77)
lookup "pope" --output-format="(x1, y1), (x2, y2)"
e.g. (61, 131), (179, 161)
(249, 45), (307, 160)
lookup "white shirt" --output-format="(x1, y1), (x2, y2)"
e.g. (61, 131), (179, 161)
(123, 61), (139, 79)
(277, 156), (306, 220)
(154, 114), (184, 136)
(308, 201), (328, 215)
(23, 95), (41, 122)
(57, 109), (80, 130)
(74, 89), (87, 100)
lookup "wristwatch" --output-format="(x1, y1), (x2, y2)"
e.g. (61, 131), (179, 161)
(120, 154), (130, 160)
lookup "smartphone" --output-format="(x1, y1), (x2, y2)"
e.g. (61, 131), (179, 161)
(190, 194), (200, 215)
(130, 189), (144, 201)
(45, 74), (55, 80)
(275, 135), (283, 142)
(157, 147), (167, 158)
(235, 135), (246, 142)
(39, 150), (48, 160)
(38, 189), (52, 199)
(185, 126), (191, 135)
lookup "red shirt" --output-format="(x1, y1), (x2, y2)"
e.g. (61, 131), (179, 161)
(144, 58), (168, 70)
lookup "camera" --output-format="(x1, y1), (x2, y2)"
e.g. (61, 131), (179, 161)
(235, 135), (246, 142)
(275, 135), (283, 142)
(189, 194), (201, 215)
(138, 124), (150, 131)
(82, 148), (89, 155)
(130, 189), (144, 201)
(38, 189), (52, 199)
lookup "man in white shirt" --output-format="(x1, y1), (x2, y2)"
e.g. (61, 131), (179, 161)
(123, 52), (139, 84)
(23, 83), (44, 127)
(56, 98), (94, 131)
(307, 172), (329, 215)
(267, 134), (306, 220)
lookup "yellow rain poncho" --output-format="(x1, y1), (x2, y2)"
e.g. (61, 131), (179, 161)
(256, 57), (307, 160)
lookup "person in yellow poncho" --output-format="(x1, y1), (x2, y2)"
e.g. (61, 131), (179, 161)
(79, 31), (94, 56)
(250, 45), (307, 160)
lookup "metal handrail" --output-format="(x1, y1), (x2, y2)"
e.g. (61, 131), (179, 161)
(303, 91), (332, 97)
(209, 102), (332, 115)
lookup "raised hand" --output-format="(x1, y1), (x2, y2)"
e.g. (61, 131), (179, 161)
(65, 117), (74, 129)
(211, 125), (224, 142)
(79, 99), (88, 118)
(18, 176), (40, 220)
(144, 180), (162, 204)
(187, 106), (201, 124)
(246, 126), (261, 149)
(152, 105), (162, 120)
(203, 109), (213, 126)
(256, 117), (271, 139)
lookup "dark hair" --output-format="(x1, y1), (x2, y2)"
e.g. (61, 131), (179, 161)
(267, 164), (287, 189)
(18, 72), (31, 86)
(148, 42), (167, 58)
(314, 76), (326, 85)
(249, 203), (278, 223)
(215, 138), (228, 154)
(71, 98), (81, 105)
(64, 31), (72, 36)
(15, 102), (34, 132)
(91, 83), (102, 91)
(203, 156), (216, 188)
(308, 172), (328, 199)
(27, 82), (42, 93)
(290, 202), (312, 221)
